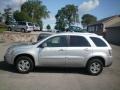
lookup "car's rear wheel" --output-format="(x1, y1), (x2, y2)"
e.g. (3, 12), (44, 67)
(15, 56), (34, 74)
(21, 29), (26, 33)
(87, 59), (103, 76)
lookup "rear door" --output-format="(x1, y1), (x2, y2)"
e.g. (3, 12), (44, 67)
(66, 35), (92, 67)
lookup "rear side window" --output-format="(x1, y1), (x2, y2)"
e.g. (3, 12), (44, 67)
(70, 36), (90, 47)
(90, 37), (107, 47)
(18, 22), (26, 25)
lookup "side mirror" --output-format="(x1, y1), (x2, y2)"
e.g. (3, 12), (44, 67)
(40, 43), (47, 48)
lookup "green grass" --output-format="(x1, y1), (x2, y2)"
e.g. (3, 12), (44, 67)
(0, 28), (7, 33)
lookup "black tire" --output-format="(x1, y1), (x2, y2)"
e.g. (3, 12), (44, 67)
(86, 59), (103, 76)
(8, 27), (12, 31)
(21, 29), (26, 33)
(15, 56), (34, 74)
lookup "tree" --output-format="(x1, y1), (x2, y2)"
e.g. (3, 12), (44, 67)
(4, 7), (14, 25)
(46, 24), (51, 31)
(13, 10), (31, 22)
(0, 12), (2, 22)
(21, 0), (49, 23)
(81, 14), (97, 28)
(55, 4), (79, 31)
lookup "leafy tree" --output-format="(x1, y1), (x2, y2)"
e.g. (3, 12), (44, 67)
(81, 14), (97, 28)
(55, 4), (79, 31)
(13, 10), (31, 22)
(46, 24), (51, 30)
(4, 7), (14, 25)
(13, 0), (49, 31)
(0, 12), (2, 22)
(21, 0), (49, 23)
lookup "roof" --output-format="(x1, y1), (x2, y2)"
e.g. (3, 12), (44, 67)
(106, 22), (120, 29)
(109, 22), (120, 27)
(88, 15), (120, 26)
(53, 32), (99, 37)
(97, 15), (120, 23)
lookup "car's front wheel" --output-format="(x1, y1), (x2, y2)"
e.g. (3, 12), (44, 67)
(15, 56), (34, 73)
(87, 59), (103, 76)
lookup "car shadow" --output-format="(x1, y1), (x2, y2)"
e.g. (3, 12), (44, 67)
(34, 67), (88, 75)
(0, 61), (89, 75)
(0, 61), (17, 73)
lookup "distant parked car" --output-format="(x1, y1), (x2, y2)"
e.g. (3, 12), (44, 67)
(68, 26), (86, 32)
(4, 32), (112, 75)
(7, 22), (16, 31)
(8, 21), (34, 32)
(37, 33), (52, 41)
(33, 23), (40, 31)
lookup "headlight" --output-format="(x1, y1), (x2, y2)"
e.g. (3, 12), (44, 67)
(11, 50), (15, 55)
(6, 48), (14, 55)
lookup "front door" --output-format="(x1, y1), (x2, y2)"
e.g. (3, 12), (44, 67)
(38, 35), (68, 67)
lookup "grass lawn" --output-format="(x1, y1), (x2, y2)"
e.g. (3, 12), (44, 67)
(0, 28), (7, 33)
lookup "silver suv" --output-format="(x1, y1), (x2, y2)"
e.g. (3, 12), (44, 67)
(4, 33), (112, 75)
(8, 21), (33, 32)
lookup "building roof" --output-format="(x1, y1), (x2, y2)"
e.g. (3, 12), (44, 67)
(97, 15), (120, 24)
(88, 15), (120, 26)
(106, 22), (120, 29)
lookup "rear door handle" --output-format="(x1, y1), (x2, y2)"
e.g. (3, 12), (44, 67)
(84, 48), (89, 51)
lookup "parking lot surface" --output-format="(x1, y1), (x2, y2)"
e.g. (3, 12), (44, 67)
(0, 42), (120, 90)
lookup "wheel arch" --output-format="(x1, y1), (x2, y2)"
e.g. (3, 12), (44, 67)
(87, 56), (105, 67)
(14, 54), (35, 66)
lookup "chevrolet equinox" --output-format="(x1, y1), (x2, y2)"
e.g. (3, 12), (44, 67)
(4, 32), (112, 75)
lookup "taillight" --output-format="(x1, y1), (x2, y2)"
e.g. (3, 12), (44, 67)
(108, 49), (112, 56)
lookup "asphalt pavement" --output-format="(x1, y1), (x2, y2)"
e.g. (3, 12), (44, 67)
(0, 42), (120, 90)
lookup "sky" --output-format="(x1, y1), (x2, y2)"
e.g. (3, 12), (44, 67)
(0, 0), (120, 29)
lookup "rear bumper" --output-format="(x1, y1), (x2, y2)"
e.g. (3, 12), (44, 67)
(26, 28), (33, 31)
(105, 56), (112, 67)
(34, 27), (40, 31)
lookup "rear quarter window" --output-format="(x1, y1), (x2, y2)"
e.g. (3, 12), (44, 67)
(90, 37), (107, 47)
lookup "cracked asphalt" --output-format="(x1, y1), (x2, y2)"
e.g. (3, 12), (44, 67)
(0, 42), (120, 90)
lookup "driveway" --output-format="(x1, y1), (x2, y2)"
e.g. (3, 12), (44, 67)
(0, 42), (120, 90)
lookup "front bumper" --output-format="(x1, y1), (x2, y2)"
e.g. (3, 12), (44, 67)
(4, 54), (13, 65)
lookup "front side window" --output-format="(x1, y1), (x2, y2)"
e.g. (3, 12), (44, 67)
(69, 36), (90, 47)
(90, 37), (107, 47)
(18, 22), (26, 25)
(43, 36), (68, 47)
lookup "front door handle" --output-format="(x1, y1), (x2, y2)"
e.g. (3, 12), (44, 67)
(59, 49), (64, 51)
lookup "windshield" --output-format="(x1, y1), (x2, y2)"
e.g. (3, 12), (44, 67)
(35, 24), (39, 27)
(69, 26), (83, 32)
(28, 22), (33, 26)
(37, 34), (51, 41)
(32, 34), (52, 45)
